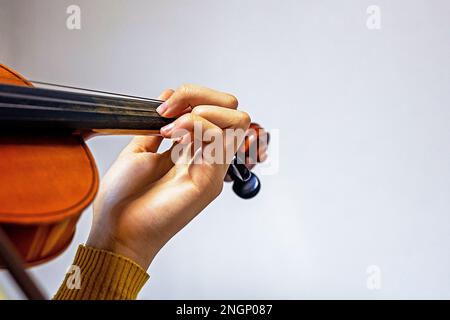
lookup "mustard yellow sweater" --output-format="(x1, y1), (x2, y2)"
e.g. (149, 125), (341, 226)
(53, 245), (149, 300)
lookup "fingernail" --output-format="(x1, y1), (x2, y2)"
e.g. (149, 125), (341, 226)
(156, 102), (169, 115)
(160, 122), (175, 135)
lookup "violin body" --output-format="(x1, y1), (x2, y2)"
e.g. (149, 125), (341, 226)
(0, 64), (99, 265)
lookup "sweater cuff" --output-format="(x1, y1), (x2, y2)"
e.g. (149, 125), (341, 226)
(53, 245), (149, 300)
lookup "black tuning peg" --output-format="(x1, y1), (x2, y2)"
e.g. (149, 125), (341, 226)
(227, 157), (261, 199)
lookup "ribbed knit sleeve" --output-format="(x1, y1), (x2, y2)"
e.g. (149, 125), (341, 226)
(53, 245), (149, 300)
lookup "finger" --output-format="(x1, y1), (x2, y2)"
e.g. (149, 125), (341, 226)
(161, 119), (230, 198)
(160, 113), (228, 172)
(191, 105), (251, 131)
(124, 136), (162, 155)
(161, 107), (251, 165)
(160, 112), (222, 141)
(191, 105), (251, 157)
(156, 84), (238, 118)
(123, 89), (174, 154)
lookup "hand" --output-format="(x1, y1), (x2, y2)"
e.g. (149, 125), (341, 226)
(86, 84), (251, 269)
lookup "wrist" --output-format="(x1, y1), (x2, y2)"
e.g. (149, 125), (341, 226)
(86, 232), (159, 270)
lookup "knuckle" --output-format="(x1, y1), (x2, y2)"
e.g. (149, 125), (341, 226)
(178, 83), (195, 97)
(190, 113), (203, 125)
(238, 111), (251, 129)
(200, 178), (224, 199)
(176, 113), (204, 132)
(173, 114), (192, 131)
(177, 113), (194, 124)
(210, 181), (224, 198)
(191, 171), (224, 199)
(191, 105), (208, 117)
(226, 94), (239, 108)
(187, 112), (197, 121)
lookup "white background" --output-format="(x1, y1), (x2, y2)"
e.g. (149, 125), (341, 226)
(0, 0), (449, 299)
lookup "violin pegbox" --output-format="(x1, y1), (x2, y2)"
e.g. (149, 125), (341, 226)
(226, 123), (269, 199)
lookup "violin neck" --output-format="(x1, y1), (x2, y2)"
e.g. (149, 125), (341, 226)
(0, 84), (172, 135)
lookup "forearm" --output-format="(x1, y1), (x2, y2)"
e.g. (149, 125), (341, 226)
(53, 245), (149, 300)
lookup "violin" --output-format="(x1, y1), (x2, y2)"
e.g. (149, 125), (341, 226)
(0, 64), (269, 299)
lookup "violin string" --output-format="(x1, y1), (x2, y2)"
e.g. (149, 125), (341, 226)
(0, 101), (160, 119)
(0, 76), (166, 114)
(0, 90), (161, 115)
(0, 79), (167, 115)
(29, 80), (164, 103)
